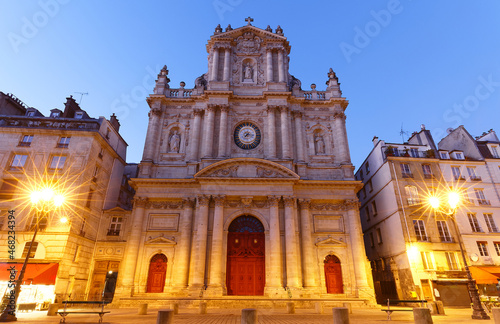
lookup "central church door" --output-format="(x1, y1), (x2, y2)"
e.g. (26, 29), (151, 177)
(147, 254), (168, 293)
(324, 255), (343, 294)
(226, 216), (265, 295)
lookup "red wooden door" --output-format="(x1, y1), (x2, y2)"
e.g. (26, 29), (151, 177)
(324, 255), (343, 294)
(226, 216), (265, 296)
(147, 254), (167, 293)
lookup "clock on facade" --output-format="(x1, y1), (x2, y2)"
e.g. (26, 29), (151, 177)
(234, 122), (261, 150)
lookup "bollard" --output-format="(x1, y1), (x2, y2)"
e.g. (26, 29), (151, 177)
(241, 308), (258, 324)
(435, 301), (445, 315)
(427, 301), (438, 315)
(332, 307), (349, 324)
(413, 307), (433, 324)
(47, 303), (58, 316)
(170, 302), (179, 314)
(343, 302), (352, 314)
(492, 308), (500, 324)
(199, 302), (207, 314)
(157, 309), (174, 324)
(315, 301), (323, 314)
(138, 303), (148, 315)
(287, 302), (295, 314)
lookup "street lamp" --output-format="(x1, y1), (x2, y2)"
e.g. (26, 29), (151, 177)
(0, 186), (65, 322)
(428, 190), (490, 320)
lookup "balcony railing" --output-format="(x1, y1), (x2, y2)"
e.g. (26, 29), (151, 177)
(440, 236), (454, 243)
(424, 173), (434, 179)
(407, 198), (421, 206)
(453, 175), (466, 181)
(385, 148), (436, 159)
(470, 176), (482, 181)
(402, 172), (414, 178)
(0, 116), (100, 131)
(107, 229), (120, 236)
(478, 199), (491, 206)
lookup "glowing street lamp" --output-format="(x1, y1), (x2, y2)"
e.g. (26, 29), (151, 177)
(428, 190), (490, 320)
(0, 185), (66, 322)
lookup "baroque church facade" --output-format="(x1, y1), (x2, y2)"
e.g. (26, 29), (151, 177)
(114, 20), (374, 304)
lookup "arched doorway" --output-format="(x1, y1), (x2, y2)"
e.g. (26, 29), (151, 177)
(226, 215), (265, 295)
(324, 255), (343, 294)
(146, 254), (167, 293)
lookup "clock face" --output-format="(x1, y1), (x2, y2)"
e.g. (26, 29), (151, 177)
(234, 122), (261, 150)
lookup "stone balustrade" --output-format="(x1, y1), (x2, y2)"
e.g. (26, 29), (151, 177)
(0, 116), (101, 131)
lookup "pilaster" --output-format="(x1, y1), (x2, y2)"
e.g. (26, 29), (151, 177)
(207, 195), (226, 296)
(171, 198), (195, 290)
(201, 106), (216, 158)
(283, 196), (300, 289)
(189, 195), (210, 291)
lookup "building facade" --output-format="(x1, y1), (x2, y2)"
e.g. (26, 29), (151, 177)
(0, 92), (129, 306)
(113, 20), (375, 306)
(356, 125), (500, 306)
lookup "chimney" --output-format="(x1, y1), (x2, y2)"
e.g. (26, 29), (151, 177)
(372, 136), (379, 146)
(109, 113), (120, 132)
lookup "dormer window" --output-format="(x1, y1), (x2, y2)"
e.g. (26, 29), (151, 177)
(491, 145), (500, 158)
(440, 151), (449, 159)
(75, 112), (83, 119)
(50, 111), (60, 118)
(26, 111), (35, 117)
(453, 152), (464, 160)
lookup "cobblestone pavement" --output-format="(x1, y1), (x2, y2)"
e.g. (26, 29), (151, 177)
(12, 306), (497, 323)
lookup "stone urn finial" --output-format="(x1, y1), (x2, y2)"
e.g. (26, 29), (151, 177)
(180, 81), (185, 88)
(311, 83), (316, 90)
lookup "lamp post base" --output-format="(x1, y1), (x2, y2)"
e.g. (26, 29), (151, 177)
(0, 311), (17, 322)
(469, 280), (490, 320)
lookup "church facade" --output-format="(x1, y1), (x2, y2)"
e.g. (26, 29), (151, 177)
(114, 20), (374, 305)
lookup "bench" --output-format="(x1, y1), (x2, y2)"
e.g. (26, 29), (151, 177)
(381, 299), (427, 320)
(56, 300), (110, 323)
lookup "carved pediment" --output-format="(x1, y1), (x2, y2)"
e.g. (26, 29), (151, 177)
(194, 158), (299, 180)
(145, 235), (177, 245)
(315, 236), (346, 247)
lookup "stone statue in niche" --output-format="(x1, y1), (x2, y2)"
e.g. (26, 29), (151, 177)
(168, 130), (181, 153)
(315, 133), (325, 155)
(243, 63), (253, 81)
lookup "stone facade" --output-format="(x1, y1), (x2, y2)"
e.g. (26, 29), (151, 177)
(114, 20), (375, 305)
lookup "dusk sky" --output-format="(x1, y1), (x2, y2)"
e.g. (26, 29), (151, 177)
(1, 1), (499, 169)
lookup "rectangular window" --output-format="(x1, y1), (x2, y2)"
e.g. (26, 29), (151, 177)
(371, 201), (378, 216)
(18, 135), (33, 147)
(49, 155), (66, 170)
(440, 152), (449, 159)
(491, 146), (499, 158)
(410, 148), (419, 158)
(75, 111), (83, 119)
(57, 137), (70, 148)
(467, 167), (481, 181)
(452, 167), (463, 180)
(369, 232), (375, 247)
(367, 180), (373, 192)
(437, 220), (452, 242)
(80, 218), (86, 236)
(475, 189), (489, 205)
(468, 213), (483, 232)
(50, 111), (60, 118)
(414, 219), (428, 241)
(455, 152), (464, 160)
(10, 154), (28, 170)
(445, 252), (459, 270)
(365, 162), (370, 174)
(494, 242), (500, 256)
(108, 216), (123, 236)
(0, 179), (18, 200)
(86, 189), (94, 208)
(405, 185), (420, 205)
(400, 163), (413, 178)
(365, 206), (370, 220)
(98, 148), (104, 159)
(477, 241), (489, 256)
(484, 214), (498, 233)
(421, 251), (434, 269)
(359, 169), (364, 180)
(92, 166), (99, 182)
(422, 164), (433, 178)
(376, 228), (383, 244)
(21, 242), (39, 259)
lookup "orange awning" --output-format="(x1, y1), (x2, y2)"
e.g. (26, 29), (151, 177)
(0, 263), (59, 285)
(469, 266), (500, 284)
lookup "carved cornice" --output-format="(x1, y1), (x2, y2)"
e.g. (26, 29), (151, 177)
(310, 199), (360, 211)
(283, 196), (296, 207)
(150, 108), (162, 117)
(292, 111), (303, 118)
(146, 200), (183, 209)
(197, 195), (210, 206)
(298, 199), (311, 209)
(193, 108), (203, 116)
(133, 197), (148, 208)
(333, 112), (346, 120)
(182, 197), (196, 209)
(267, 196), (280, 207)
(214, 195), (226, 207)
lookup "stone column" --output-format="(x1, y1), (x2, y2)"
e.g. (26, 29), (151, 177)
(190, 195), (210, 288)
(267, 196), (282, 289)
(267, 106), (277, 159)
(334, 110), (351, 164)
(117, 197), (147, 295)
(293, 111), (305, 162)
(280, 106), (291, 159)
(189, 109), (203, 161)
(208, 195), (225, 292)
(201, 106), (216, 158)
(266, 49), (273, 82)
(346, 201), (370, 290)
(223, 47), (231, 81)
(278, 49), (285, 82)
(217, 106), (229, 158)
(298, 199), (318, 288)
(141, 108), (162, 161)
(284, 196), (300, 288)
(172, 198), (195, 288)
(210, 48), (219, 81)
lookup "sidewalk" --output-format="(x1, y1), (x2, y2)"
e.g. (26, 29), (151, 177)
(13, 306), (497, 323)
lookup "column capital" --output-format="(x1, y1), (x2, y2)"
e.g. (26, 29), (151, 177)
(197, 195), (210, 206)
(343, 199), (361, 210)
(214, 195), (226, 206)
(193, 108), (204, 116)
(149, 108), (162, 117)
(206, 104), (218, 112)
(182, 197), (196, 209)
(133, 197), (148, 208)
(219, 105), (230, 113)
(334, 111), (346, 120)
(298, 199), (311, 209)
(267, 195), (280, 207)
(278, 105), (288, 113)
(283, 196), (296, 207)
(292, 110), (303, 118)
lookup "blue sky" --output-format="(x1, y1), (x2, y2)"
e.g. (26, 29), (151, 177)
(1, 1), (499, 169)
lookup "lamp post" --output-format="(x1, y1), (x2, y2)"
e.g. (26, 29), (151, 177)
(0, 187), (65, 322)
(429, 191), (490, 320)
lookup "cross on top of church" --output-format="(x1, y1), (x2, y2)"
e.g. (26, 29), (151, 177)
(245, 17), (254, 26)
